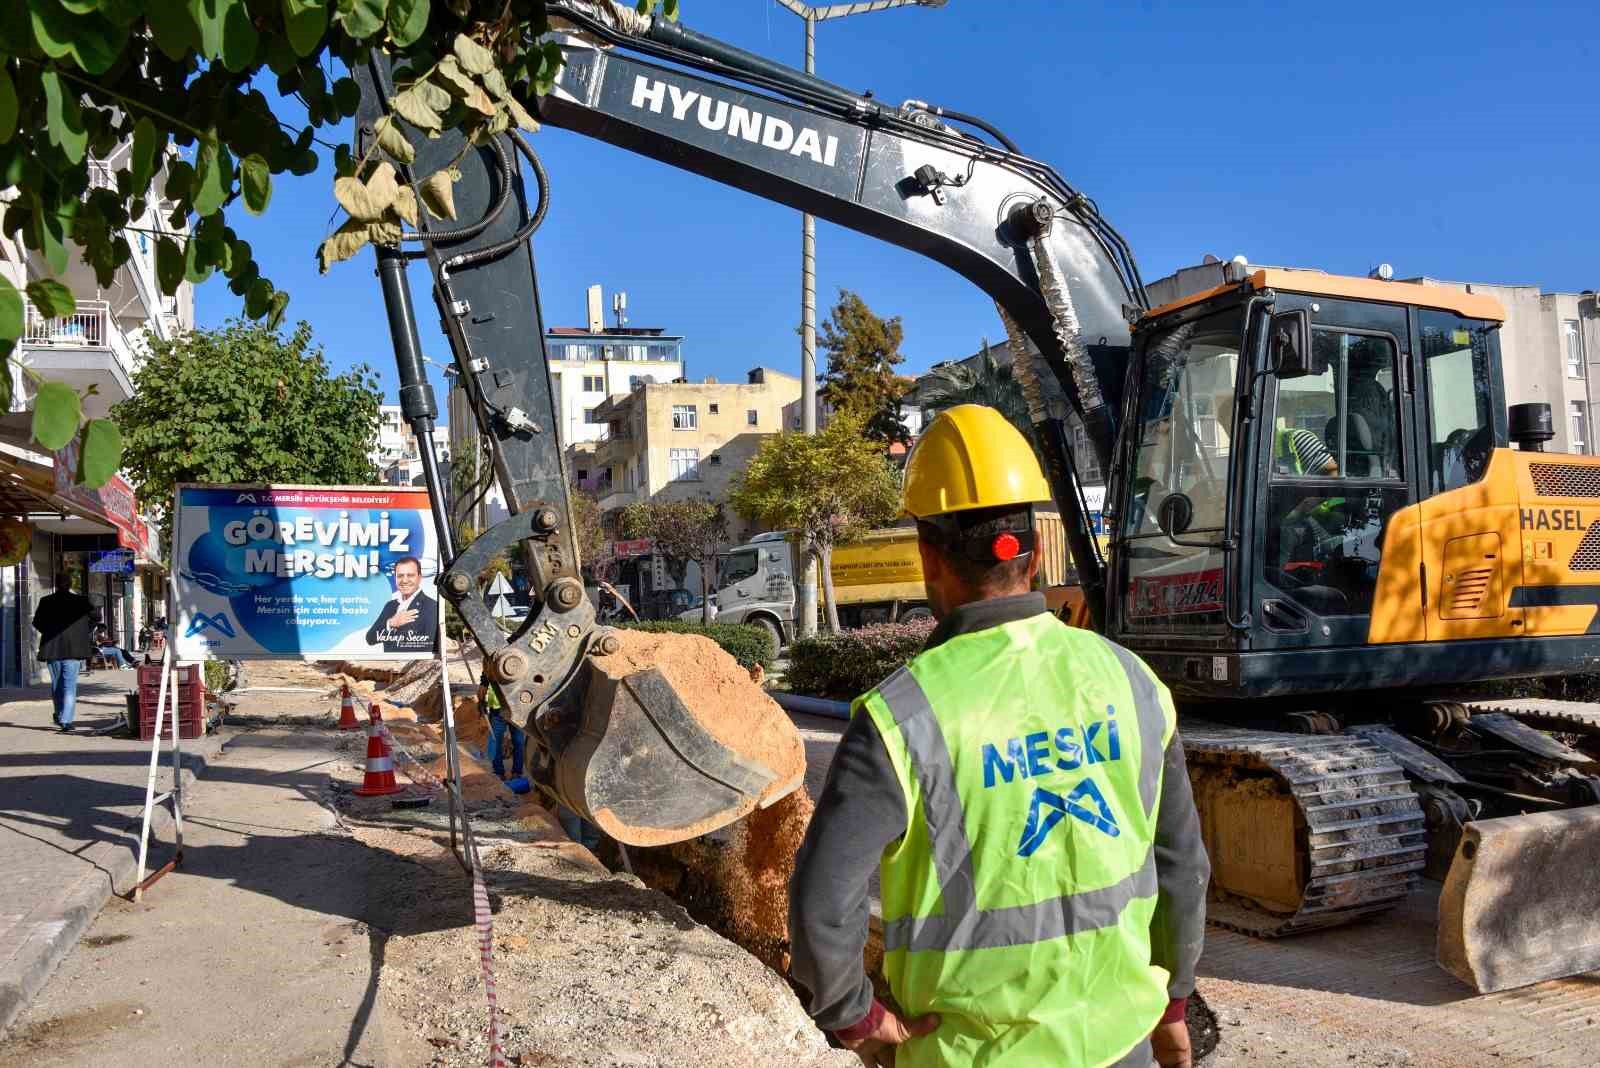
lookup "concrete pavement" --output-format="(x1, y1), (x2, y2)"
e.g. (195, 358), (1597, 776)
(0, 671), (225, 1035)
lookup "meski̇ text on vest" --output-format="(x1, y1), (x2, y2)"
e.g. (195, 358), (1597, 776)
(980, 706), (1124, 857)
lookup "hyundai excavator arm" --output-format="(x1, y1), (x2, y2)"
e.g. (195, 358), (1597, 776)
(352, 6), (1144, 844)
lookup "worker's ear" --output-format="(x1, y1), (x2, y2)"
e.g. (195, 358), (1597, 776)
(1026, 550), (1042, 586)
(916, 537), (944, 585)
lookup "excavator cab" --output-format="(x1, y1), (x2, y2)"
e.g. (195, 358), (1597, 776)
(1109, 269), (1600, 991)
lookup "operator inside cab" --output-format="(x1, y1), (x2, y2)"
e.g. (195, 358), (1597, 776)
(789, 405), (1211, 1068)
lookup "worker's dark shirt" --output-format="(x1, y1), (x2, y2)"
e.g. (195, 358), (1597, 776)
(788, 592), (1210, 1039)
(33, 590), (96, 661)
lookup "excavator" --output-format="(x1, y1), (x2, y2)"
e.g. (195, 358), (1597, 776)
(351, 1), (1600, 996)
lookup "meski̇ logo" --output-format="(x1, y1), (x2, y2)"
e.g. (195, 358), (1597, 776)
(980, 705), (1125, 856)
(628, 75), (842, 168)
(186, 611), (236, 639)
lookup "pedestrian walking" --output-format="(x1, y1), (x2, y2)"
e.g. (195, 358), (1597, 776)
(789, 405), (1211, 1068)
(33, 574), (97, 732)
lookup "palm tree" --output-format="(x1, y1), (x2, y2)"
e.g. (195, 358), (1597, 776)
(918, 342), (1039, 453)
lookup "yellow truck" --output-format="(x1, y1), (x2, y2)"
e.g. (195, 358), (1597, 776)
(704, 512), (1074, 647)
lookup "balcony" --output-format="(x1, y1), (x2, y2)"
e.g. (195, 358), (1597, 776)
(19, 300), (135, 417)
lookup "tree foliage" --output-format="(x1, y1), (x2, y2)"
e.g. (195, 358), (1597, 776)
(729, 411), (899, 634)
(112, 319), (381, 545)
(569, 482), (605, 572)
(0, 0), (679, 476)
(618, 496), (726, 623)
(919, 343), (1044, 463)
(817, 289), (911, 448)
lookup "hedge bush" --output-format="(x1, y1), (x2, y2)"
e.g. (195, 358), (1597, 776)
(618, 620), (777, 671)
(785, 619), (936, 700)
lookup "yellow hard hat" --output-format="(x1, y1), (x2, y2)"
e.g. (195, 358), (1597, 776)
(902, 404), (1051, 519)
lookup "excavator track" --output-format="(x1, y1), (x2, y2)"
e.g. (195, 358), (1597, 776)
(1182, 724), (1428, 938)
(1464, 698), (1600, 744)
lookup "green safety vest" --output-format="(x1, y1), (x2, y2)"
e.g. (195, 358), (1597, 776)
(857, 613), (1176, 1068)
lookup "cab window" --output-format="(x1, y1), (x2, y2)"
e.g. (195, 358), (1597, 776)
(720, 549), (759, 587)
(1420, 311), (1497, 492)
(1272, 331), (1401, 481)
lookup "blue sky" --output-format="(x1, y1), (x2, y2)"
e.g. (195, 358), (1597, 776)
(199, 0), (1600, 409)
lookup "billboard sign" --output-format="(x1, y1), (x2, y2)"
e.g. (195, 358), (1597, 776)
(172, 484), (440, 661)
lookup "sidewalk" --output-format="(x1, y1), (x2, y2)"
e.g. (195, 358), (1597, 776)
(0, 672), (225, 1034)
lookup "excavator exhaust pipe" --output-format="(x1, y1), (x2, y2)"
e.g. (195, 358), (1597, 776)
(1437, 809), (1600, 992)
(542, 650), (807, 847)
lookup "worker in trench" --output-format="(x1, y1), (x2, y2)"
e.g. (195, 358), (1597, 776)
(789, 404), (1211, 1068)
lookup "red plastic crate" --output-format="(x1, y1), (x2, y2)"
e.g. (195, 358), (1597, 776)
(139, 715), (206, 741)
(138, 664), (202, 689)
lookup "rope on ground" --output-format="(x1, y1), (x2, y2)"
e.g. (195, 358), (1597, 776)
(351, 690), (505, 1066)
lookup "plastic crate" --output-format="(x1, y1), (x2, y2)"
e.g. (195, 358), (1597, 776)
(139, 715), (206, 741)
(138, 664), (202, 689)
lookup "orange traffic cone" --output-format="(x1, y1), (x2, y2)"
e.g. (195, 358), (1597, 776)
(337, 683), (361, 731)
(353, 704), (404, 797)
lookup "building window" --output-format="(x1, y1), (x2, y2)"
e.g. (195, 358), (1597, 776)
(583, 374), (604, 392)
(584, 408), (600, 424)
(1571, 401), (1588, 453)
(709, 403), (719, 415)
(577, 468), (588, 482)
(630, 375), (644, 389)
(747, 409), (759, 426)
(670, 448), (700, 481)
(672, 404), (697, 430)
(1567, 320), (1586, 379)
(708, 454), (722, 465)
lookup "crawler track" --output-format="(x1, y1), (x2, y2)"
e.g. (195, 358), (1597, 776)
(1465, 698), (1600, 742)
(1183, 724), (1428, 937)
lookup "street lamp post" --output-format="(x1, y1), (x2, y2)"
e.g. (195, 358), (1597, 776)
(774, 0), (946, 637)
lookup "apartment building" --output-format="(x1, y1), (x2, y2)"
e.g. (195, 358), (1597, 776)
(0, 145), (193, 685)
(372, 406), (449, 486)
(591, 367), (803, 540)
(1147, 261), (1600, 454)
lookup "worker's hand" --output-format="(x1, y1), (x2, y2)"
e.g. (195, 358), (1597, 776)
(1151, 1018), (1192, 1068)
(842, 1007), (940, 1067)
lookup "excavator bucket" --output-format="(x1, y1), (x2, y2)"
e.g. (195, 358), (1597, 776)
(546, 635), (808, 847)
(1437, 808), (1600, 992)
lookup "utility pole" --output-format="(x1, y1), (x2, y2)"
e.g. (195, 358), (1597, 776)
(773, 0), (947, 636)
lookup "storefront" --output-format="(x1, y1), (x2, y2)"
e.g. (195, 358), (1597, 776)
(0, 431), (162, 687)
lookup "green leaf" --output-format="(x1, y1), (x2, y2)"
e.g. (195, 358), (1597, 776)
(373, 116), (414, 164)
(25, 279), (75, 319)
(387, 0), (429, 47)
(245, 276), (272, 317)
(240, 153), (271, 214)
(332, 76), (360, 117)
(183, 236), (213, 283)
(76, 419), (122, 488)
(452, 33), (495, 76)
(155, 236), (185, 295)
(29, 1), (128, 75)
(419, 168), (457, 220)
(283, 0), (327, 57)
(266, 290), (289, 329)
(0, 277), (22, 343)
(192, 138), (232, 217)
(41, 70), (87, 165)
(190, 0), (258, 71)
(129, 117), (159, 192)
(663, 0), (678, 21)
(635, 0), (651, 15)
(335, 0), (385, 38)
(147, 2), (200, 60)
(164, 159), (194, 201)
(30, 380), (81, 451)
(0, 67), (16, 144)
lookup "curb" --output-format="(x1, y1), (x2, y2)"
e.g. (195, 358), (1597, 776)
(0, 728), (230, 1036)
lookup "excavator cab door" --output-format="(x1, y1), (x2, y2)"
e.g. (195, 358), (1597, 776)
(1249, 296), (1418, 662)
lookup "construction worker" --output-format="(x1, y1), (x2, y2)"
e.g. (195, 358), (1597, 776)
(789, 404), (1210, 1068)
